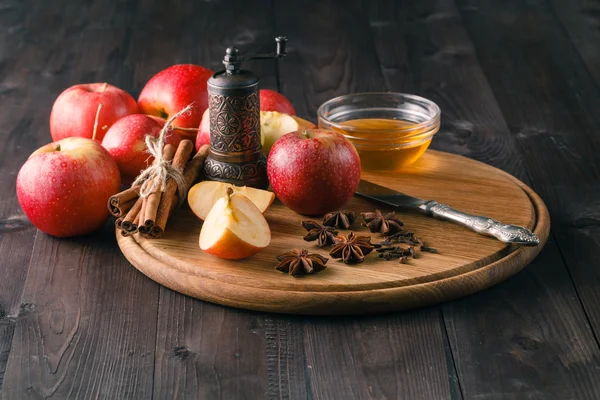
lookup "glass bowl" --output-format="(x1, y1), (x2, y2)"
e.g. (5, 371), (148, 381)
(317, 92), (441, 171)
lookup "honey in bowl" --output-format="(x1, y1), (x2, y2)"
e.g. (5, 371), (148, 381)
(317, 93), (441, 172)
(326, 118), (435, 171)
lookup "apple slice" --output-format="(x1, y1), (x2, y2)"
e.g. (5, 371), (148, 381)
(200, 191), (271, 260)
(188, 181), (275, 221)
(260, 111), (317, 155)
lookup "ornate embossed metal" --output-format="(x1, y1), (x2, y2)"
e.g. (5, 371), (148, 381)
(423, 201), (540, 245)
(203, 37), (287, 189)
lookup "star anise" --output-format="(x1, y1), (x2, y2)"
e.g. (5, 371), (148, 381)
(275, 249), (328, 277)
(361, 210), (404, 235)
(322, 210), (356, 229)
(329, 232), (374, 264)
(302, 221), (338, 247)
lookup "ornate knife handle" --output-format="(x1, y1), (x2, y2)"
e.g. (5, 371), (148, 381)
(420, 201), (539, 246)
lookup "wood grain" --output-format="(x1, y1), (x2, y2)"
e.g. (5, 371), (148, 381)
(368, 0), (600, 398)
(1, 1), (161, 398)
(117, 151), (549, 315)
(2, 0), (600, 397)
(154, 295), (269, 399)
(520, 0), (600, 341)
(3, 224), (160, 399)
(549, 0), (600, 91)
(445, 243), (600, 399)
(272, 1), (463, 397)
(451, 0), (600, 397)
(263, 315), (308, 400)
(134, 1), (279, 398)
(367, 0), (528, 177)
(0, 0), (77, 391)
(274, 0), (386, 120)
(300, 310), (458, 400)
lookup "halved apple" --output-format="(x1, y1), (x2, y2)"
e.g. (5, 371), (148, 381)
(260, 111), (298, 155)
(188, 180), (275, 221)
(260, 111), (317, 155)
(200, 191), (271, 260)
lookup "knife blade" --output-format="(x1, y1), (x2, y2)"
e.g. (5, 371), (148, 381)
(355, 179), (539, 246)
(356, 179), (428, 211)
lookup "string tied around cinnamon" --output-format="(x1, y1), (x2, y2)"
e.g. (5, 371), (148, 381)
(132, 104), (194, 202)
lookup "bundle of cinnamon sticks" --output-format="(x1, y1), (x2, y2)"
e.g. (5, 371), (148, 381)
(108, 141), (209, 238)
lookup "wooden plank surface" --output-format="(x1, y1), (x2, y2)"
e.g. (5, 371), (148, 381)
(534, 0), (600, 337)
(368, 0), (600, 398)
(274, 0), (459, 398)
(452, 0), (600, 398)
(0, 0), (68, 390)
(549, 0), (600, 90)
(1, 0), (161, 398)
(3, 226), (160, 399)
(144, 1), (278, 398)
(1, 0), (600, 398)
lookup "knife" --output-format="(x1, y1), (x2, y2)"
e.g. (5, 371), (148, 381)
(355, 180), (539, 246)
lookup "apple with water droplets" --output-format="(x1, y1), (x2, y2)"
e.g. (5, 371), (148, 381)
(102, 114), (182, 184)
(259, 89), (296, 115)
(138, 64), (213, 140)
(267, 129), (361, 216)
(50, 83), (139, 142)
(16, 137), (121, 237)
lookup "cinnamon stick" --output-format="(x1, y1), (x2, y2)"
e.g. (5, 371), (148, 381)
(109, 197), (137, 218)
(182, 144), (210, 187)
(109, 144), (176, 218)
(132, 212), (140, 234)
(138, 198), (148, 234)
(122, 197), (142, 233)
(150, 144), (209, 238)
(108, 186), (139, 210)
(122, 212), (140, 237)
(142, 192), (161, 227)
(139, 144), (176, 233)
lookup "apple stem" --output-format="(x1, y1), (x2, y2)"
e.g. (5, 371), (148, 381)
(302, 130), (310, 138)
(92, 103), (104, 141)
(223, 187), (234, 209)
(101, 82), (108, 92)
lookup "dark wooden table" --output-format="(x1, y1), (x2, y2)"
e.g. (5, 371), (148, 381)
(1, 0), (600, 398)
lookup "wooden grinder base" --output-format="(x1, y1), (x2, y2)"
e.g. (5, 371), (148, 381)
(117, 151), (550, 315)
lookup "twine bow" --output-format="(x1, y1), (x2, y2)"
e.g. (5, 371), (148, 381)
(132, 104), (193, 202)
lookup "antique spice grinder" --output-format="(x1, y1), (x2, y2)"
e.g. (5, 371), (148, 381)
(203, 37), (288, 189)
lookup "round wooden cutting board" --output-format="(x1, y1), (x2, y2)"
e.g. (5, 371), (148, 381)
(117, 151), (550, 315)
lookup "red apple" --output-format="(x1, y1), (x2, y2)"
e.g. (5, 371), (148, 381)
(50, 83), (139, 142)
(102, 114), (182, 184)
(260, 89), (296, 115)
(138, 64), (213, 136)
(195, 109), (211, 151)
(267, 129), (361, 216)
(16, 137), (121, 237)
